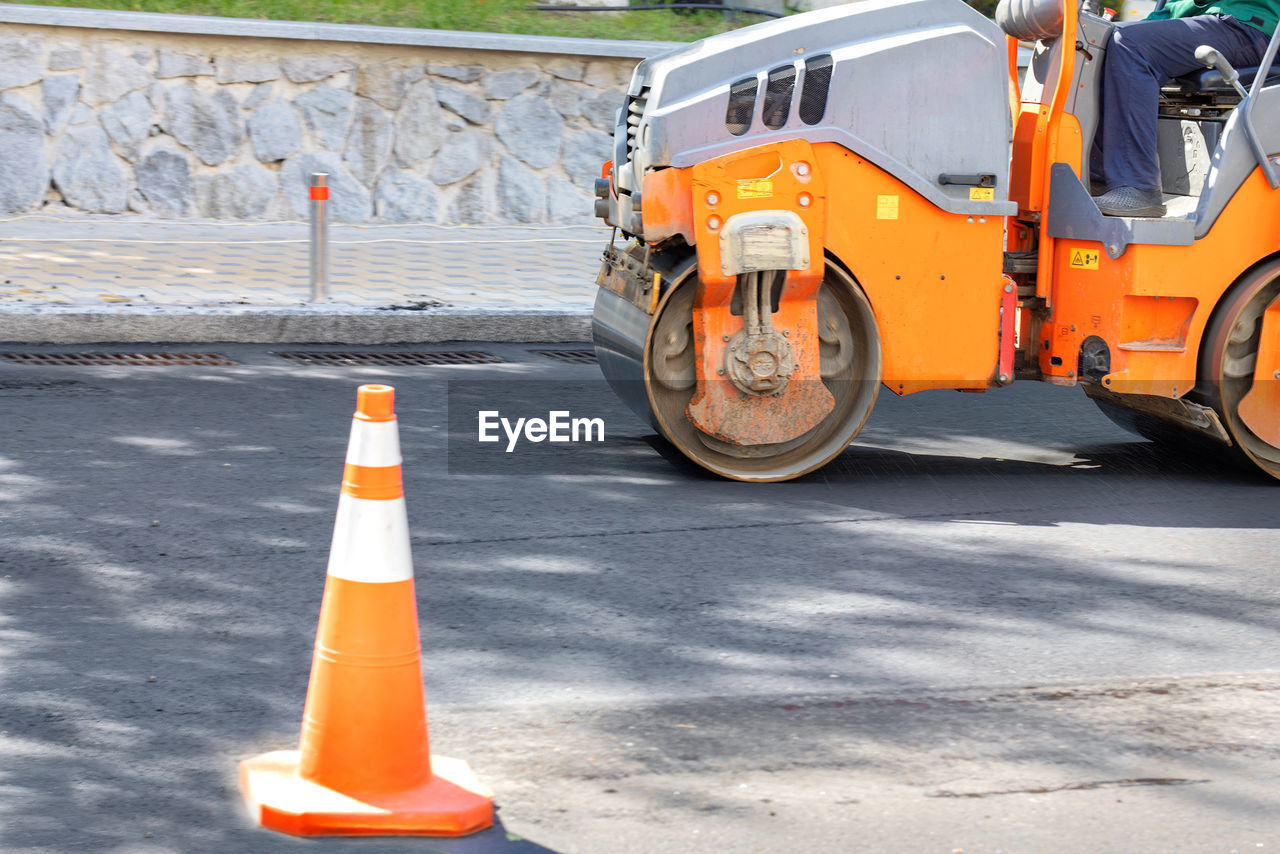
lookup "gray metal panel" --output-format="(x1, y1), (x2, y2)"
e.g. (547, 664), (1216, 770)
(1065, 13), (1114, 190)
(1018, 12), (1111, 188)
(1194, 86), (1280, 238)
(1158, 118), (1217, 196)
(627, 0), (1015, 217)
(1046, 163), (1194, 258)
(0, 2), (677, 58)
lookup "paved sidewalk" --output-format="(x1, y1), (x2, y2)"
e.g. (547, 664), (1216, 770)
(0, 213), (611, 343)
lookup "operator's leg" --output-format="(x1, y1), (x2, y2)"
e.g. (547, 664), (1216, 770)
(1096, 15), (1269, 214)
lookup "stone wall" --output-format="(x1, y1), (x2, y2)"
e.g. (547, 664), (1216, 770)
(0, 14), (660, 223)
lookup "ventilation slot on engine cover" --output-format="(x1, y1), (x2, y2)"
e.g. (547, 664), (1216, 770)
(762, 65), (797, 130)
(624, 87), (648, 164)
(726, 76), (759, 136)
(273, 351), (504, 366)
(799, 54), (833, 125)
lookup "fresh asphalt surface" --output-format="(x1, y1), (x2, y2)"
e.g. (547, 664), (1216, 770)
(1, 342), (1278, 853)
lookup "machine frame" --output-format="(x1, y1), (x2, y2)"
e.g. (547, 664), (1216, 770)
(590, 0), (1280, 482)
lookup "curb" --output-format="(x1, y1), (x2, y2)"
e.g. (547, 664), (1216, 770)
(0, 3), (679, 58)
(0, 312), (593, 345)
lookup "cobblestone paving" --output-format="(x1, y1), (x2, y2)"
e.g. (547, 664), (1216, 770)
(0, 214), (611, 314)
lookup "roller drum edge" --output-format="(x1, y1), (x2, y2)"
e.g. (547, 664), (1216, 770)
(592, 286), (657, 431)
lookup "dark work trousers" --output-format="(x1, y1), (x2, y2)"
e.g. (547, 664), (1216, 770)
(1092, 14), (1271, 193)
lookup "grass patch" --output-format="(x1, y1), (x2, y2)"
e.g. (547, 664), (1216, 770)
(19, 0), (772, 40)
(17, 0), (1002, 40)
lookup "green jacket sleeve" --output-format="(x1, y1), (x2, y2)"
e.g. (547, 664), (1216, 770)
(1146, 0), (1280, 37)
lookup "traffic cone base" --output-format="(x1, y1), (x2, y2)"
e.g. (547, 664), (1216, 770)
(240, 750), (493, 837)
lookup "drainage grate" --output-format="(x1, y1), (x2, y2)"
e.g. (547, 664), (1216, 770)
(0, 352), (236, 366)
(532, 349), (598, 365)
(273, 351), (504, 366)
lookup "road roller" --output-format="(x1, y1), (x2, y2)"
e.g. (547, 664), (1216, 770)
(588, 0), (1280, 482)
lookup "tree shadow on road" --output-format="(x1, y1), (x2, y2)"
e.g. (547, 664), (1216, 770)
(0, 362), (1277, 851)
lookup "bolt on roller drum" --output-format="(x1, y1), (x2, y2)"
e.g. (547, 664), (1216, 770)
(593, 257), (881, 482)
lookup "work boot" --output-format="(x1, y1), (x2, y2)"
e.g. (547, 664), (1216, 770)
(1095, 185), (1166, 218)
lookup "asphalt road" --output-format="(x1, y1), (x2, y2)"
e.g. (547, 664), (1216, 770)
(1, 342), (1277, 853)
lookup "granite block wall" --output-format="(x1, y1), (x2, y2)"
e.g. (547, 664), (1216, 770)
(0, 24), (637, 223)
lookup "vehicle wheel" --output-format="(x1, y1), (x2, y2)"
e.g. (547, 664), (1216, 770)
(1200, 259), (1280, 481)
(644, 260), (881, 481)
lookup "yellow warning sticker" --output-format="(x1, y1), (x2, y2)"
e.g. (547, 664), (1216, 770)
(1069, 249), (1100, 270)
(737, 179), (773, 199)
(876, 195), (899, 220)
(969, 187), (995, 201)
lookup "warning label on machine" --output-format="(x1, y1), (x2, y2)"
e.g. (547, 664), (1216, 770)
(1069, 249), (1100, 269)
(737, 179), (774, 199)
(876, 195), (899, 219)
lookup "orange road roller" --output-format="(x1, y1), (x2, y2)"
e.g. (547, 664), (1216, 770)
(588, 0), (1280, 482)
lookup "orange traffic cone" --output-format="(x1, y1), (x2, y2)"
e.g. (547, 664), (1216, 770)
(239, 384), (493, 836)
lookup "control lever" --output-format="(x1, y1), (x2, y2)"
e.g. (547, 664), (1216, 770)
(1195, 44), (1250, 98)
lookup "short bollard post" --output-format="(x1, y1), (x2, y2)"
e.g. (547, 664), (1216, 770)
(309, 172), (329, 302)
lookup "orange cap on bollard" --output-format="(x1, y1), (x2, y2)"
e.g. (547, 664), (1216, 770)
(355, 384), (395, 422)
